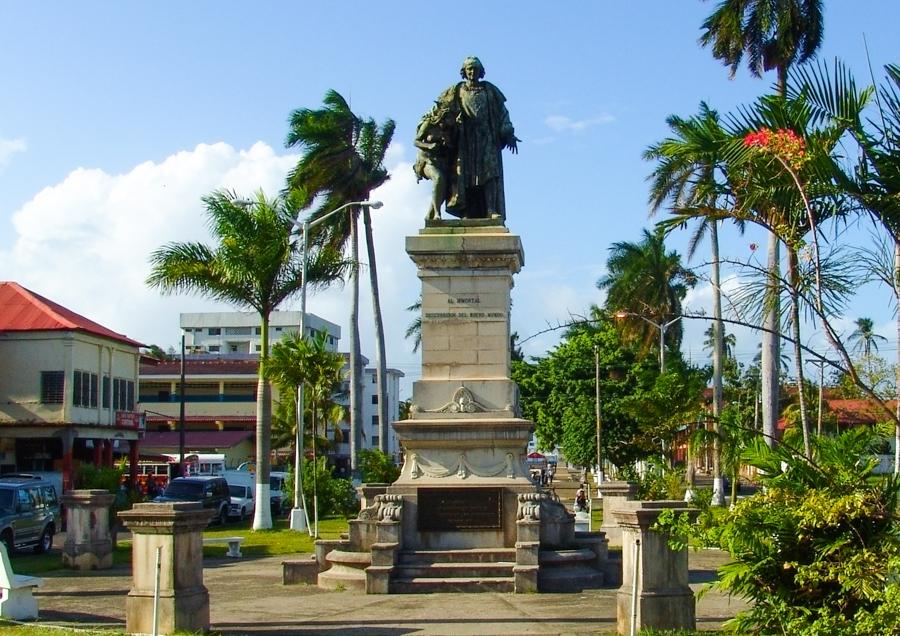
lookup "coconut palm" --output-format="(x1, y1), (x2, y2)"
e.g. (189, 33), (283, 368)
(267, 330), (345, 534)
(703, 324), (737, 360)
(849, 317), (887, 357)
(146, 189), (342, 529)
(699, 0), (825, 450)
(598, 227), (696, 358)
(645, 103), (736, 504)
(285, 90), (395, 467)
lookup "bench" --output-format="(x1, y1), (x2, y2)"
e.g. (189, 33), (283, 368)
(0, 543), (42, 620)
(203, 536), (244, 558)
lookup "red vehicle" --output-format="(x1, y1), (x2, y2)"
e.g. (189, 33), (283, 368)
(123, 454), (199, 496)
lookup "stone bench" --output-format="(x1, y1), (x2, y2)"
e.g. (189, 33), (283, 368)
(282, 556), (318, 584)
(203, 536), (244, 558)
(0, 543), (42, 620)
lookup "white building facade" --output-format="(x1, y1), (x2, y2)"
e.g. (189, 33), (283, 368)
(181, 311), (340, 355)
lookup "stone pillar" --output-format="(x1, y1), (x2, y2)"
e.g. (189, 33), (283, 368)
(598, 481), (637, 547)
(613, 501), (697, 635)
(118, 502), (214, 635)
(61, 489), (116, 570)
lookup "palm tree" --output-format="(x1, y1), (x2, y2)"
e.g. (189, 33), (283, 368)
(598, 227), (696, 358)
(146, 189), (341, 529)
(405, 297), (422, 353)
(285, 90), (395, 468)
(699, 0), (825, 450)
(645, 103), (736, 504)
(267, 330), (345, 534)
(703, 324), (737, 360)
(792, 61), (900, 472)
(849, 317), (887, 357)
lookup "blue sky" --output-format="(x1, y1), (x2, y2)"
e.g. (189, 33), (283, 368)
(2, 2), (898, 398)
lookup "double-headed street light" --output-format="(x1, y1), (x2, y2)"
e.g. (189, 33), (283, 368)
(290, 200), (383, 534)
(613, 311), (682, 374)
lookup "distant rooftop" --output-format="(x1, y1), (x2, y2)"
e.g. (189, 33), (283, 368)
(0, 281), (142, 347)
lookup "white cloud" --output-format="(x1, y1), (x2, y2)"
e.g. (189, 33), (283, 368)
(0, 140), (431, 398)
(544, 113), (615, 133)
(0, 137), (26, 170)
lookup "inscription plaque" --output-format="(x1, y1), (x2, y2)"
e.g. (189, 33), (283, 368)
(418, 487), (502, 531)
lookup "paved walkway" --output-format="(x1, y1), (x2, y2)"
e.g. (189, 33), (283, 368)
(25, 548), (746, 635)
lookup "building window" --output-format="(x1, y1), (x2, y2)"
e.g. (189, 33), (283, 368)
(225, 327), (251, 336)
(372, 436), (379, 447)
(208, 345), (220, 353)
(371, 374), (377, 384)
(371, 394), (378, 405)
(371, 415), (378, 428)
(40, 371), (65, 404)
(254, 344), (262, 352)
(208, 327), (221, 336)
(102, 375), (110, 408)
(255, 327), (261, 335)
(229, 344), (238, 353)
(73, 370), (98, 408)
(113, 378), (135, 411)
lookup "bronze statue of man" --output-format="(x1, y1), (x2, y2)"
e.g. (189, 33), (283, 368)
(415, 56), (518, 222)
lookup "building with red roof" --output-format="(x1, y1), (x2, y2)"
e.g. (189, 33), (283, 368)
(0, 281), (145, 492)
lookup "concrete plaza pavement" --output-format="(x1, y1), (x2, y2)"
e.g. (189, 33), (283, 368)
(28, 547), (747, 635)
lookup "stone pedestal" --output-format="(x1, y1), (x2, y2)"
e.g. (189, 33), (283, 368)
(118, 502), (214, 636)
(613, 501), (697, 635)
(61, 489), (115, 570)
(396, 222), (535, 550)
(598, 481), (638, 547)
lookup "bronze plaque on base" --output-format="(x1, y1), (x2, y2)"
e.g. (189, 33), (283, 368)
(418, 487), (502, 531)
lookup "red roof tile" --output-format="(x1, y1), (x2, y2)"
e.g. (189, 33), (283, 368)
(0, 281), (142, 347)
(140, 358), (260, 375)
(140, 430), (254, 450)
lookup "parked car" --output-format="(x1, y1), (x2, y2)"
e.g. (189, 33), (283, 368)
(154, 476), (230, 525)
(270, 472), (289, 516)
(0, 474), (60, 554)
(227, 484), (254, 521)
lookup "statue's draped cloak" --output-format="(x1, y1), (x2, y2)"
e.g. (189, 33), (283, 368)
(435, 81), (515, 220)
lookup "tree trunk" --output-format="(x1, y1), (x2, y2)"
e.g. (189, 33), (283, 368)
(788, 251), (811, 458)
(363, 207), (389, 455)
(894, 240), (900, 474)
(761, 232), (781, 448)
(349, 214), (363, 477)
(710, 221), (725, 506)
(252, 312), (273, 530)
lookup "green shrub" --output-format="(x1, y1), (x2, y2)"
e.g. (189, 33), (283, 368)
(292, 457), (359, 518)
(655, 428), (900, 636)
(358, 448), (400, 484)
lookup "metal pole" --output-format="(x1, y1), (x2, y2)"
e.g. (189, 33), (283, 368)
(179, 334), (186, 476)
(291, 219), (311, 533)
(630, 538), (641, 636)
(659, 323), (666, 374)
(594, 345), (602, 483)
(152, 546), (161, 636)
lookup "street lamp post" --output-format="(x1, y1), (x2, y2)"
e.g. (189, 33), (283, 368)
(613, 311), (682, 374)
(289, 200), (383, 534)
(594, 345), (603, 484)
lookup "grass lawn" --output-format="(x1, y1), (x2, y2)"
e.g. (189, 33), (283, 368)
(10, 515), (350, 576)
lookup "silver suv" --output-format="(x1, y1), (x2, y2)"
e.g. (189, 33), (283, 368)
(0, 474), (60, 554)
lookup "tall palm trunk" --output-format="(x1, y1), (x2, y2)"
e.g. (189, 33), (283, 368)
(253, 312), (273, 530)
(894, 241), (900, 474)
(363, 207), (389, 454)
(349, 214), (363, 476)
(761, 232), (782, 448)
(710, 221), (725, 505)
(787, 251), (811, 457)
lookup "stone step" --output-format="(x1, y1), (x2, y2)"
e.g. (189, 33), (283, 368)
(539, 548), (596, 566)
(538, 565), (605, 593)
(396, 561), (515, 579)
(390, 576), (515, 594)
(398, 548), (516, 564)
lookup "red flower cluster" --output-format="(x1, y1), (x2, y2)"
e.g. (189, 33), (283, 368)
(744, 127), (807, 168)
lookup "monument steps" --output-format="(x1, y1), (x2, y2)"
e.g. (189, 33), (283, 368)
(537, 547), (605, 592)
(390, 576), (515, 594)
(391, 549), (516, 593)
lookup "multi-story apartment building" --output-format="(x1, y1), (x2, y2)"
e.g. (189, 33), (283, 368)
(139, 311), (404, 473)
(0, 282), (144, 491)
(181, 311), (340, 355)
